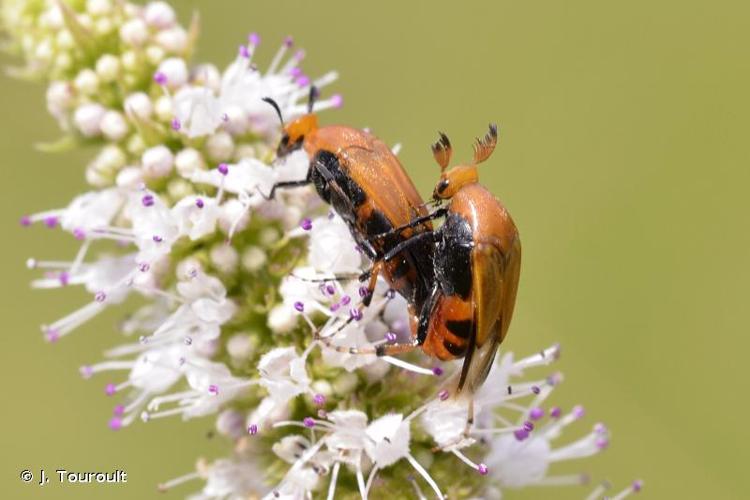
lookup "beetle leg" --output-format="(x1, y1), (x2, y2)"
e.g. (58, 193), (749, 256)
(290, 272), (366, 284)
(383, 231), (438, 263)
(260, 179), (312, 200)
(314, 331), (421, 357)
(360, 261), (384, 307)
(374, 207), (447, 239)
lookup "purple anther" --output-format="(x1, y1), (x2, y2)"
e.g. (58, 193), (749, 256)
(248, 33), (260, 46)
(349, 308), (363, 321)
(152, 235), (163, 242)
(284, 36), (294, 47)
(208, 384), (219, 395)
(330, 94), (343, 108)
(478, 463), (489, 476)
(340, 295), (351, 306)
(73, 228), (86, 240)
(317, 409), (328, 419)
(218, 163), (229, 175)
(153, 71), (167, 85)
(105, 383), (117, 396)
(195, 198), (204, 209)
(138, 262), (150, 272)
(531, 385), (541, 395)
(300, 218), (312, 231)
(329, 303), (340, 312)
(529, 407), (544, 420)
(171, 118), (181, 131)
(238, 44), (250, 58)
(438, 389), (449, 401)
(325, 284), (335, 295)
(108, 417), (122, 430)
(550, 406), (562, 418)
(44, 216), (58, 228)
(572, 405), (585, 419)
(142, 194), (155, 207)
(79, 365), (93, 379)
(95, 291), (106, 302)
(59, 272), (70, 286)
(248, 423), (258, 435)
(632, 480), (643, 492)
(45, 330), (59, 343)
(432, 366), (444, 376)
(523, 420), (534, 432)
(514, 428), (530, 441)
(294, 49), (305, 61)
(594, 422), (608, 434)
(290, 67), (303, 78)
(313, 394), (326, 406)
(595, 437), (609, 450)
(303, 417), (315, 428)
(113, 405), (125, 416)
(294, 301), (304, 312)
(358, 286), (369, 298)
(385, 331), (397, 343)
(20, 215), (32, 227)
(296, 75), (310, 87)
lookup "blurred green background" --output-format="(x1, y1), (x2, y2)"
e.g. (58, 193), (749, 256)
(2, 0), (749, 498)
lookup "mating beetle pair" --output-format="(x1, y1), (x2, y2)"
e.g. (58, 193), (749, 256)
(263, 93), (521, 407)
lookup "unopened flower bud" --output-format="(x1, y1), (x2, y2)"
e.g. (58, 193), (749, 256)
(156, 57), (188, 89)
(144, 2), (176, 28)
(74, 69), (99, 95)
(141, 145), (174, 179)
(116, 166), (143, 188)
(205, 132), (234, 162)
(124, 92), (153, 120)
(241, 246), (266, 272)
(100, 111), (128, 141)
(155, 27), (187, 54)
(210, 244), (239, 274)
(119, 18), (148, 46)
(174, 148), (205, 178)
(95, 54), (120, 82)
(73, 103), (105, 137)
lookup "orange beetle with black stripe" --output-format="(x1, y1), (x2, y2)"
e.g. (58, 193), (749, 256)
(377, 124), (521, 397)
(261, 94), (436, 329)
(423, 124), (520, 395)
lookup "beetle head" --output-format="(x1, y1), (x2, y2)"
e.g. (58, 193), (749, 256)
(432, 123), (498, 200)
(263, 87), (320, 158)
(277, 113), (318, 157)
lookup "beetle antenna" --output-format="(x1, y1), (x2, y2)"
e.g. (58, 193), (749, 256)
(431, 132), (452, 171)
(472, 123), (498, 164)
(261, 97), (284, 126)
(308, 85), (319, 114)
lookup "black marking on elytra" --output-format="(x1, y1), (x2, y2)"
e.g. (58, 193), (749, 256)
(443, 339), (467, 357)
(435, 212), (474, 299)
(311, 150), (367, 209)
(446, 319), (473, 339)
(375, 345), (386, 356)
(365, 210), (392, 236)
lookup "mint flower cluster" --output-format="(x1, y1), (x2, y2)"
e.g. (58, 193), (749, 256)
(5, 1), (641, 498)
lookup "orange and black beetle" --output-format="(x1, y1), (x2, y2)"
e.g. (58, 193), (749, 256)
(261, 94), (436, 317)
(418, 124), (521, 395)
(319, 124), (521, 399)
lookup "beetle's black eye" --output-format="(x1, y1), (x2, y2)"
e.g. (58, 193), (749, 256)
(437, 179), (449, 194)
